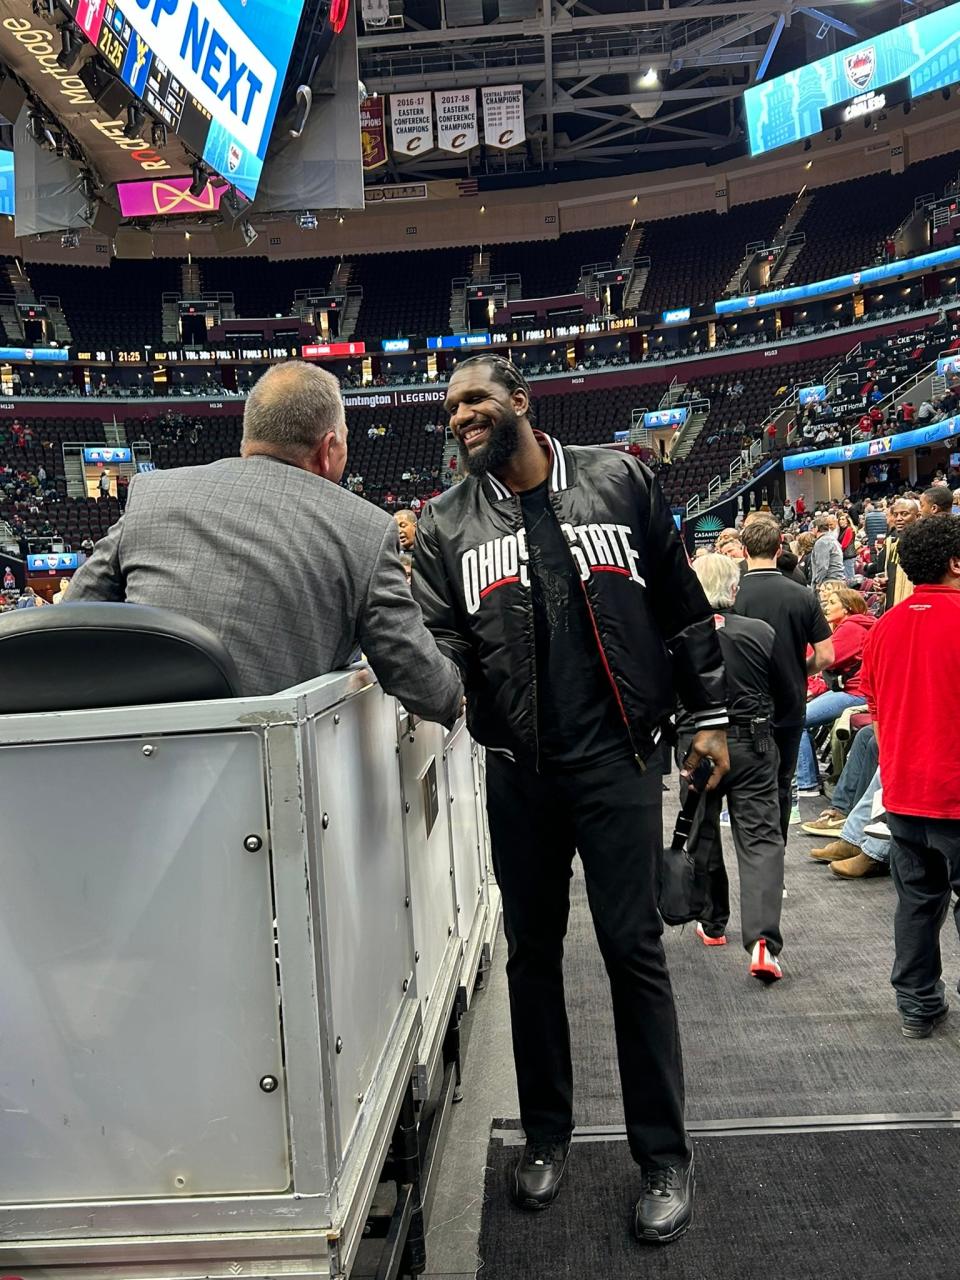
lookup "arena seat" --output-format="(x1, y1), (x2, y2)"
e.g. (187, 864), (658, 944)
(638, 197), (794, 314)
(350, 248), (471, 340)
(196, 256), (337, 319)
(0, 601), (240, 712)
(26, 259), (181, 350)
(787, 153), (960, 285)
(489, 227), (628, 299)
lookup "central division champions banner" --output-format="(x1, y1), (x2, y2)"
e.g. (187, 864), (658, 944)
(390, 91), (434, 157)
(481, 85), (525, 150)
(361, 96), (388, 170)
(435, 89), (478, 153)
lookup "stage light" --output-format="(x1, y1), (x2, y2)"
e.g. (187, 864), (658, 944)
(188, 164), (206, 198)
(834, 126), (842, 141)
(123, 101), (145, 139)
(151, 121), (167, 148)
(57, 23), (82, 71)
(240, 219), (258, 247)
(221, 186), (246, 221)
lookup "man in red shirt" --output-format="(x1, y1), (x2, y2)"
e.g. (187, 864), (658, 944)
(859, 515), (960, 1038)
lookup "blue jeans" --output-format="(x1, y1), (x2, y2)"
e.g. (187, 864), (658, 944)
(841, 767), (890, 864)
(795, 690), (865, 790)
(832, 724), (878, 814)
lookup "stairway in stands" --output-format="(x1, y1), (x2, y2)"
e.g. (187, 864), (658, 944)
(332, 261), (362, 339)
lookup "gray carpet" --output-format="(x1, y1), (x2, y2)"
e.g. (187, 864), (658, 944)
(478, 1127), (960, 1279)
(564, 786), (960, 1124)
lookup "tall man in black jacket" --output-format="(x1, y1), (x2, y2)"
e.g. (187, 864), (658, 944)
(413, 356), (729, 1246)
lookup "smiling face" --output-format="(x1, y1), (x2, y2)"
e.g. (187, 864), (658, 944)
(444, 363), (526, 477)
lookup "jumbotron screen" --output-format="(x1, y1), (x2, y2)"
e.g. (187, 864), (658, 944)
(66, 0), (308, 200)
(744, 0), (960, 156)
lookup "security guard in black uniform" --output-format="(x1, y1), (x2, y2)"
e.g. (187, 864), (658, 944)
(677, 553), (794, 981)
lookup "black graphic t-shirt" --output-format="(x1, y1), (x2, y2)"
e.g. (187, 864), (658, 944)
(519, 480), (632, 768)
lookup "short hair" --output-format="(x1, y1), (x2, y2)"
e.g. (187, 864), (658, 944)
(740, 517), (782, 559)
(893, 497), (920, 513)
(692, 553), (740, 610)
(897, 514), (960, 585)
(813, 513), (832, 532)
(715, 527), (740, 546)
(453, 354), (530, 397)
(921, 485), (953, 514)
(825, 585), (868, 615)
(394, 508), (418, 523)
(242, 361), (346, 454)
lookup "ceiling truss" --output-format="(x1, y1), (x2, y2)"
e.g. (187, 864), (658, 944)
(358, 0), (909, 176)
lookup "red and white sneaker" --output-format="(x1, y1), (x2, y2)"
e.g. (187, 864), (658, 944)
(749, 940), (783, 983)
(696, 922), (727, 947)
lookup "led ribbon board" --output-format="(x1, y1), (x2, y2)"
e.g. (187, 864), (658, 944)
(783, 414), (960, 471)
(744, 1), (960, 156)
(68, 0), (308, 200)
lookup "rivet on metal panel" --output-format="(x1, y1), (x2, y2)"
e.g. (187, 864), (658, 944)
(141, 744), (155, 757)
(448, 926), (453, 937)
(415, 951), (420, 963)
(259, 1075), (279, 1094)
(322, 813), (330, 829)
(334, 714), (340, 725)
(404, 802), (410, 814)
(243, 835), (263, 852)
(402, 978), (409, 992)
(174, 1175), (186, 1188)
(356, 1092), (364, 1104)
(405, 896), (410, 908)
(450, 866), (454, 877)
(449, 794), (455, 804)
(409, 733), (415, 743)
(335, 1036), (343, 1054)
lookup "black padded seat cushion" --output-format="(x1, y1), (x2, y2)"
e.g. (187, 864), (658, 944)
(0, 602), (241, 712)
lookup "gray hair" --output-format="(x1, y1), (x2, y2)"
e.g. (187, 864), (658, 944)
(813, 513), (832, 533)
(242, 361), (346, 455)
(692, 553), (740, 610)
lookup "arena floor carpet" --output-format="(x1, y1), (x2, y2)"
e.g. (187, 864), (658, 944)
(565, 816), (960, 1125)
(477, 1125), (960, 1280)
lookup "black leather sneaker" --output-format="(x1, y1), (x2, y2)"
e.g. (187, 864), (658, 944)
(634, 1155), (695, 1244)
(512, 1138), (571, 1211)
(901, 1006), (949, 1039)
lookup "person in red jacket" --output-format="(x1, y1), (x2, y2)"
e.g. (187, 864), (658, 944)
(837, 512), (856, 580)
(859, 515), (960, 1038)
(795, 588), (876, 794)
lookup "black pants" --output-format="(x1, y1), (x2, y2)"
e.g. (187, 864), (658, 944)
(773, 725), (804, 842)
(681, 735), (785, 954)
(485, 752), (689, 1169)
(888, 812), (960, 1020)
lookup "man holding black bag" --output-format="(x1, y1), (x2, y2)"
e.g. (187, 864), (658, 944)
(413, 355), (728, 1246)
(676, 554), (794, 980)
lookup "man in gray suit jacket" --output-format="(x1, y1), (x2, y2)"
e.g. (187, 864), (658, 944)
(68, 361), (463, 722)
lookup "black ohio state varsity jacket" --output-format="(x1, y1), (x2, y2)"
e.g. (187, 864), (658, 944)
(413, 434), (728, 768)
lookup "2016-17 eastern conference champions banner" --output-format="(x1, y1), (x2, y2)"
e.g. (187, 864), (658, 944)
(390, 91), (434, 157)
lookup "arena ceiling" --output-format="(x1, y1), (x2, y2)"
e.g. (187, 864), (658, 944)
(358, 0), (945, 184)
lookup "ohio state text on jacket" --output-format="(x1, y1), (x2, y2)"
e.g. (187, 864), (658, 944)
(413, 435), (728, 766)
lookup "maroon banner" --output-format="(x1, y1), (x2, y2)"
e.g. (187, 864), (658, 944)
(360, 96), (388, 172)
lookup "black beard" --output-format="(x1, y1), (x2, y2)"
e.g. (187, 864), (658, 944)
(459, 408), (521, 478)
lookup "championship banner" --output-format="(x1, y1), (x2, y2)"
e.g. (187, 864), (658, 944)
(481, 85), (525, 150)
(360, 96), (388, 170)
(435, 89), (478, 154)
(390, 91), (434, 157)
